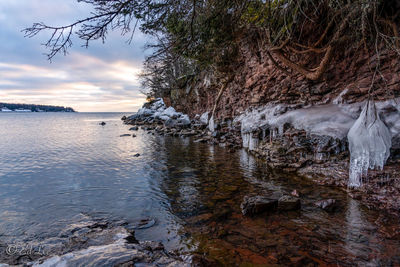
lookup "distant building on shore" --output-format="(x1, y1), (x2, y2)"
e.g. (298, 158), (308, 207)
(14, 109), (32, 112)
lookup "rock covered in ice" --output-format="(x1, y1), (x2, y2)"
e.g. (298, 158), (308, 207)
(177, 114), (191, 126)
(127, 98), (191, 126)
(148, 98), (165, 110)
(136, 107), (155, 117)
(162, 106), (181, 118)
(347, 100), (392, 187)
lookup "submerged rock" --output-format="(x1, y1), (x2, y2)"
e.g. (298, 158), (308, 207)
(314, 199), (338, 212)
(240, 196), (278, 216)
(278, 195), (301, 211)
(129, 126), (139, 131)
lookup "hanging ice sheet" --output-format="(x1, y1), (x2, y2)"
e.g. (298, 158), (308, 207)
(347, 100), (392, 187)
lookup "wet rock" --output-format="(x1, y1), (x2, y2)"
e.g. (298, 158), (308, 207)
(212, 130), (220, 138)
(134, 218), (156, 229)
(191, 254), (219, 267)
(125, 229), (138, 244)
(133, 153), (140, 157)
(121, 116), (127, 120)
(140, 241), (164, 252)
(99, 122), (106, 126)
(240, 196), (278, 216)
(164, 118), (177, 128)
(132, 134), (137, 138)
(314, 199), (338, 212)
(291, 190), (300, 197)
(129, 126), (139, 131)
(120, 134), (131, 137)
(278, 195), (301, 211)
(177, 114), (191, 127)
(9, 214), (189, 267)
(30, 234), (187, 267)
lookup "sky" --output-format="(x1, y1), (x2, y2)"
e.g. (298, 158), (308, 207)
(0, 1), (151, 112)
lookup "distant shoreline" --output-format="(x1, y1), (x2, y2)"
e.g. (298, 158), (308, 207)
(0, 103), (75, 113)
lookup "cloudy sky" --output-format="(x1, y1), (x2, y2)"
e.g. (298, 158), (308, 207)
(0, 1), (151, 112)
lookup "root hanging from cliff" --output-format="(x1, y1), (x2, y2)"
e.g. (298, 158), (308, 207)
(208, 75), (234, 132)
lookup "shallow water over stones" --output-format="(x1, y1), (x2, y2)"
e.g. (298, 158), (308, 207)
(1, 113), (400, 266)
(161, 145), (400, 266)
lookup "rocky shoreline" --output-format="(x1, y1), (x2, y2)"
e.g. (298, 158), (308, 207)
(122, 98), (400, 217)
(0, 214), (189, 267)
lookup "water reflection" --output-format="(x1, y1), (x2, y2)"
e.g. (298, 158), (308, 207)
(156, 139), (400, 266)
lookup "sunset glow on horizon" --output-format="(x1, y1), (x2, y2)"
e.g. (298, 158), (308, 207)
(0, 1), (150, 112)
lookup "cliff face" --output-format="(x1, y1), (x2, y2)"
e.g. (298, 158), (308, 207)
(168, 42), (400, 119)
(163, 41), (400, 215)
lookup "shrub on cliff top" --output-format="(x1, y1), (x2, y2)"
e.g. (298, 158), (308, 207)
(25, 0), (400, 96)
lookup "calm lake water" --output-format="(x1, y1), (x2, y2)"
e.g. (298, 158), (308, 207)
(1, 112), (400, 266)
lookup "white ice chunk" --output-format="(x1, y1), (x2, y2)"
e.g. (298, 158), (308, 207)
(208, 115), (215, 132)
(161, 106), (182, 118)
(150, 98), (165, 110)
(137, 108), (155, 116)
(200, 112), (209, 125)
(178, 114), (191, 125)
(347, 100), (392, 187)
(333, 88), (348, 105)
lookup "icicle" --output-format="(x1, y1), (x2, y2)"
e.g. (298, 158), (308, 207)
(278, 124), (284, 135)
(347, 100), (392, 188)
(262, 128), (266, 141)
(242, 133), (250, 148)
(272, 128), (278, 139)
(248, 135), (259, 151)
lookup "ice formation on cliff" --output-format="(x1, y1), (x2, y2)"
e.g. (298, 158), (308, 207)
(208, 115), (215, 132)
(234, 98), (399, 187)
(347, 100), (392, 187)
(234, 103), (356, 146)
